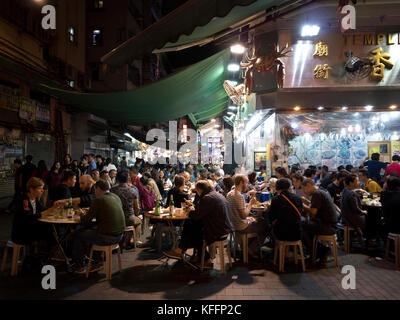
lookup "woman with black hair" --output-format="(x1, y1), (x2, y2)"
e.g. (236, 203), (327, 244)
(47, 161), (63, 202)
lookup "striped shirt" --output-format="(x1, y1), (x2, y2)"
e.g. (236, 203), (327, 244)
(226, 190), (249, 231)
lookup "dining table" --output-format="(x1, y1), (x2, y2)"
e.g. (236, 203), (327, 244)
(145, 208), (190, 252)
(38, 208), (92, 267)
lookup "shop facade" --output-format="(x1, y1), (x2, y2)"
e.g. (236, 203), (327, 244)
(234, 1), (400, 172)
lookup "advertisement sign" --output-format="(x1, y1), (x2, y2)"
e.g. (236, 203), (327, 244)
(254, 152), (267, 171)
(392, 140), (400, 156)
(19, 97), (36, 122)
(36, 103), (50, 123)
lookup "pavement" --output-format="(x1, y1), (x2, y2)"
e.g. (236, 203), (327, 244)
(1, 211), (400, 300)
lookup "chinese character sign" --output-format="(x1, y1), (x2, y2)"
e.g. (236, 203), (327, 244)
(369, 47), (394, 80)
(313, 42), (329, 57)
(314, 64), (332, 79)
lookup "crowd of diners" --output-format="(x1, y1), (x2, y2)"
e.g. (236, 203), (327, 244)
(6, 151), (400, 274)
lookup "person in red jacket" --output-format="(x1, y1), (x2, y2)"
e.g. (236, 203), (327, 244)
(385, 155), (400, 179)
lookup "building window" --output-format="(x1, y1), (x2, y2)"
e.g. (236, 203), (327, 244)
(93, 0), (104, 9)
(117, 28), (126, 43)
(92, 29), (103, 46)
(68, 27), (75, 43)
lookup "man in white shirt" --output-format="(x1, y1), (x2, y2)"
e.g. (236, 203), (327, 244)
(105, 158), (117, 173)
(227, 174), (269, 258)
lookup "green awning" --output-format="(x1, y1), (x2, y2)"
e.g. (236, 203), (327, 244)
(39, 50), (231, 126)
(102, 0), (284, 68)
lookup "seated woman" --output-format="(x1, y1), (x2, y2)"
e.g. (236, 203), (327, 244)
(11, 177), (56, 255)
(269, 178), (303, 242)
(165, 175), (189, 208)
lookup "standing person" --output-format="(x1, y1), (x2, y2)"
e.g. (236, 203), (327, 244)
(340, 174), (368, 246)
(7, 159), (23, 213)
(71, 180), (125, 273)
(302, 179), (339, 262)
(79, 157), (90, 176)
(120, 156), (128, 172)
(62, 154), (73, 172)
(19, 155), (36, 193)
(96, 155), (105, 172)
(104, 158), (117, 173)
(109, 169), (117, 186)
(47, 161), (63, 202)
(32, 160), (49, 206)
(87, 154), (97, 175)
(111, 171), (141, 249)
(227, 174), (269, 258)
(385, 155), (400, 179)
(361, 153), (387, 183)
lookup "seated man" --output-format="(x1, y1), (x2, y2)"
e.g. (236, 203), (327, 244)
(164, 180), (234, 266)
(54, 174), (95, 209)
(302, 178), (338, 264)
(359, 169), (382, 194)
(53, 171), (76, 201)
(340, 174), (368, 247)
(72, 180), (126, 273)
(227, 174), (269, 258)
(111, 171), (141, 249)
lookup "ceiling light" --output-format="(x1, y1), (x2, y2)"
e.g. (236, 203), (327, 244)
(227, 63), (240, 72)
(365, 105), (374, 111)
(291, 122), (298, 129)
(294, 106), (301, 111)
(301, 25), (320, 37)
(317, 106), (324, 110)
(230, 44), (245, 54)
(342, 106), (348, 111)
(390, 105), (398, 110)
(353, 112), (360, 117)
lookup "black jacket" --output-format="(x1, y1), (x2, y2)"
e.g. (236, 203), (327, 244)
(80, 185), (95, 208)
(11, 195), (46, 245)
(190, 190), (234, 245)
(269, 191), (303, 241)
(53, 183), (72, 201)
(381, 188), (400, 233)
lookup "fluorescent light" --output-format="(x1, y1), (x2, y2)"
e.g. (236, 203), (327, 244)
(301, 25), (320, 37)
(365, 105), (374, 111)
(227, 112), (235, 115)
(227, 63), (240, 72)
(317, 106), (324, 110)
(228, 106), (238, 110)
(230, 44), (245, 54)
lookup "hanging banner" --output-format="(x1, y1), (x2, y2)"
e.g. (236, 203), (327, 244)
(36, 103), (50, 123)
(392, 140), (400, 156)
(19, 97), (36, 122)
